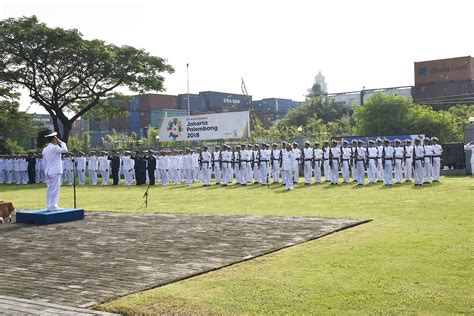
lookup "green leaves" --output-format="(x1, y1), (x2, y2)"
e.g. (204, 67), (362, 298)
(354, 93), (465, 141)
(0, 16), (174, 141)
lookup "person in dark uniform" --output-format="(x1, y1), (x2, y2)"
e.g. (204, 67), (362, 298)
(109, 150), (121, 185)
(146, 150), (157, 185)
(27, 153), (36, 184)
(134, 152), (147, 185)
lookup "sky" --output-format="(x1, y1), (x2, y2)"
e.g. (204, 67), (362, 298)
(1, 0), (473, 113)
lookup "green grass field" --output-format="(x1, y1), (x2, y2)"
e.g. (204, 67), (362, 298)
(1, 177), (473, 315)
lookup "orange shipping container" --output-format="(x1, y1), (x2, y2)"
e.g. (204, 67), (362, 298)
(139, 94), (178, 110)
(414, 56), (473, 85)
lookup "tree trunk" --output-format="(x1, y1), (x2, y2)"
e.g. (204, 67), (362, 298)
(61, 121), (72, 143)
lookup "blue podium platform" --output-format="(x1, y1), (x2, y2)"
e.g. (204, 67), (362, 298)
(16, 209), (84, 225)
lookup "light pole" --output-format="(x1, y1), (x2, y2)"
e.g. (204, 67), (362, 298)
(186, 63), (190, 115)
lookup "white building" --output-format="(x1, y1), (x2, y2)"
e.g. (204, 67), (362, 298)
(315, 71), (328, 93)
(330, 87), (412, 108)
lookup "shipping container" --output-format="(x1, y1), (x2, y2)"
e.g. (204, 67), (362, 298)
(139, 111), (151, 128)
(129, 111), (140, 129)
(199, 91), (251, 111)
(86, 118), (109, 131)
(89, 131), (111, 147)
(178, 94), (207, 112)
(412, 80), (474, 107)
(150, 109), (188, 127)
(109, 114), (130, 131)
(414, 56), (473, 85)
(139, 94), (178, 110)
(129, 95), (140, 111)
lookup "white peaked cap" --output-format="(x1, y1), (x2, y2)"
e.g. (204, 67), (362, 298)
(44, 132), (57, 138)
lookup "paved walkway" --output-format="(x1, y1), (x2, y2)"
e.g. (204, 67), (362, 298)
(0, 296), (118, 315)
(0, 212), (367, 309)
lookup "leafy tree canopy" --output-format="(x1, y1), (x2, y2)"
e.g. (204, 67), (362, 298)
(0, 16), (174, 141)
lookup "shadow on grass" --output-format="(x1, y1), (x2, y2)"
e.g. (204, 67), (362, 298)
(0, 184), (45, 192)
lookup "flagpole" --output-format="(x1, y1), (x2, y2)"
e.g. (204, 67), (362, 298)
(186, 63), (190, 115)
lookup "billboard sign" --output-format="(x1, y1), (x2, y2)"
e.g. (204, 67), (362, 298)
(159, 111), (250, 142)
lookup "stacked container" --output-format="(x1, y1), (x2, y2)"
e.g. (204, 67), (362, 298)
(178, 94), (207, 113)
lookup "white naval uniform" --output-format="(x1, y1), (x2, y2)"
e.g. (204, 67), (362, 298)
(383, 146), (394, 185)
(414, 145), (424, 185)
(21, 159), (28, 184)
(98, 156), (110, 185)
(292, 148), (301, 183)
(157, 155), (168, 186)
(270, 149), (281, 183)
(252, 150), (260, 183)
(221, 150), (233, 185)
(322, 147), (331, 182)
(122, 156), (135, 186)
(76, 157), (87, 185)
(183, 153), (194, 186)
(280, 149), (287, 184)
(64, 157), (74, 185)
(281, 149), (295, 190)
(35, 158), (42, 183)
(240, 150), (249, 185)
(0, 159), (5, 184)
(330, 147), (341, 184)
(212, 151), (222, 184)
(404, 145), (413, 181)
(351, 146), (358, 181)
(313, 148), (323, 183)
(232, 151), (240, 184)
(42, 142), (68, 210)
(259, 149), (270, 185)
(423, 145), (433, 183)
(367, 147), (378, 184)
(355, 146), (366, 185)
(302, 147), (314, 184)
(88, 156), (98, 185)
(432, 144), (442, 181)
(393, 146), (404, 183)
(201, 151), (211, 185)
(191, 153), (199, 182)
(13, 159), (21, 184)
(341, 147), (351, 183)
(376, 145), (384, 182)
(5, 159), (13, 184)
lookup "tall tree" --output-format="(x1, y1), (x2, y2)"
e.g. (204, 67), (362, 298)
(0, 16), (174, 141)
(354, 93), (411, 135)
(0, 85), (41, 153)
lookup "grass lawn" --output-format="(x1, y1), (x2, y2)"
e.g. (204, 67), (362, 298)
(1, 176), (473, 314)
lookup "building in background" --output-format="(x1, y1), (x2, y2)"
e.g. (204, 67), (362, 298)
(327, 86), (412, 108)
(314, 71), (327, 93)
(412, 56), (474, 109)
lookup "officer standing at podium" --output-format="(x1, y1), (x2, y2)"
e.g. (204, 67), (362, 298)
(42, 132), (68, 211)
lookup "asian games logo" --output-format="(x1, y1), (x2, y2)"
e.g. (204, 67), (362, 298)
(167, 117), (183, 141)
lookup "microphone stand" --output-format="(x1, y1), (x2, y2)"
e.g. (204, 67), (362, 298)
(142, 183), (151, 208)
(72, 157), (77, 209)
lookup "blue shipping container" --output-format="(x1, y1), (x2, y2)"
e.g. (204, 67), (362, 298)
(129, 111), (140, 129)
(200, 91), (250, 111)
(129, 95), (140, 111)
(178, 94), (207, 112)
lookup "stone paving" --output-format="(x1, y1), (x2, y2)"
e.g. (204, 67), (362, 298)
(0, 296), (118, 315)
(0, 212), (368, 309)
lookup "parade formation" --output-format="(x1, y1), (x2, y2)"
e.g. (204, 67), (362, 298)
(0, 137), (443, 190)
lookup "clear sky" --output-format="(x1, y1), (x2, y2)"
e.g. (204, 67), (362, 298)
(1, 0), (473, 113)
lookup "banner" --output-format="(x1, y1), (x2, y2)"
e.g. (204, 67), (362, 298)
(159, 111), (250, 142)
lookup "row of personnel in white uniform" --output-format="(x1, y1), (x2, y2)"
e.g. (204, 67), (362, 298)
(0, 137), (443, 189)
(0, 157), (30, 184)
